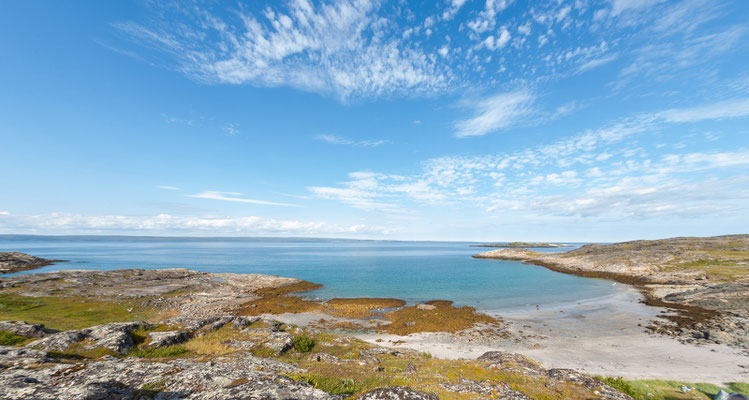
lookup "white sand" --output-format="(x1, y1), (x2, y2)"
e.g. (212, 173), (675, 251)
(353, 288), (749, 383)
(266, 288), (748, 383)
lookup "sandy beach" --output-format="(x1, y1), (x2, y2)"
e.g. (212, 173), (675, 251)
(273, 286), (749, 384)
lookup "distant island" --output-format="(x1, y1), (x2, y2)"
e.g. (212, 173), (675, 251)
(470, 241), (570, 248)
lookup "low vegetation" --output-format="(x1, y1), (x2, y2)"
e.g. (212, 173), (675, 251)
(0, 330), (32, 346)
(0, 293), (154, 331)
(292, 334), (315, 352)
(596, 377), (749, 400)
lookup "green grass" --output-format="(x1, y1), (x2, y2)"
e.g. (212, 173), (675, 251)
(289, 374), (362, 395)
(0, 330), (32, 346)
(292, 335), (315, 353)
(130, 345), (189, 358)
(0, 293), (154, 331)
(597, 378), (749, 400)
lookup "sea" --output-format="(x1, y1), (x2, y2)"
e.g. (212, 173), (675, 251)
(0, 235), (623, 313)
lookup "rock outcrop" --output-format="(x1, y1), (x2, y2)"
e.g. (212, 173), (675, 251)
(0, 252), (58, 274)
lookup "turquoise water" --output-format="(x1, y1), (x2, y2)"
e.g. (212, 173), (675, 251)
(0, 236), (621, 312)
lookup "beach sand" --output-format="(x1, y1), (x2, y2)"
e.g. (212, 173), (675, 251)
(272, 287), (749, 384)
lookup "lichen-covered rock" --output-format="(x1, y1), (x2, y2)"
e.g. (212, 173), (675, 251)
(0, 354), (330, 400)
(27, 321), (149, 355)
(263, 332), (294, 355)
(440, 379), (531, 399)
(477, 351), (547, 377)
(359, 386), (439, 400)
(147, 331), (193, 348)
(0, 320), (52, 338)
(546, 369), (634, 400)
(0, 346), (53, 366)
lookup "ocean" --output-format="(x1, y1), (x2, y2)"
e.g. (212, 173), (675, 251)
(0, 235), (623, 312)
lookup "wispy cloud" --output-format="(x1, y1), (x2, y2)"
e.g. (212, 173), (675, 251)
(454, 91), (535, 137)
(157, 185), (181, 190)
(187, 191), (300, 207)
(658, 97), (749, 123)
(0, 212), (391, 236)
(315, 134), (389, 147)
(223, 124), (240, 136)
(116, 0), (449, 101)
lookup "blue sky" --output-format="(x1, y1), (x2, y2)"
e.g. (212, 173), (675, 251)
(1, 0), (748, 241)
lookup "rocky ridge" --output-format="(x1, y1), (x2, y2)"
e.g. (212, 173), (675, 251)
(474, 234), (749, 349)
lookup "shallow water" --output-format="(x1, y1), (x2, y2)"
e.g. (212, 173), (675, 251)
(0, 236), (623, 312)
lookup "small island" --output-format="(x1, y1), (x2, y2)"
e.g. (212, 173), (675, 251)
(470, 242), (570, 248)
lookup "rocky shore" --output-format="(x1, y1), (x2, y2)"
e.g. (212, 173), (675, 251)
(0, 252), (61, 274)
(0, 268), (644, 399)
(474, 234), (749, 349)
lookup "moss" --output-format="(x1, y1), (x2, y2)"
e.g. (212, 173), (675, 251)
(289, 374), (362, 395)
(381, 300), (501, 335)
(0, 330), (32, 346)
(595, 378), (749, 400)
(130, 345), (188, 358)
(0, 293), (155, 331)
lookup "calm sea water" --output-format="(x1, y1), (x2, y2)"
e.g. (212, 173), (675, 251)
(0, 236), (622, 312)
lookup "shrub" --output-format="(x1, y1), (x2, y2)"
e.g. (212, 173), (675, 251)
(292, 335), (315, 353)
(290, 374), (360, 395)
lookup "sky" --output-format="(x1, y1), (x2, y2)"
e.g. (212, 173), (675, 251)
(1, 0), (748, 242)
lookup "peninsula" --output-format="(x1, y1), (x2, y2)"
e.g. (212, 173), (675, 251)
(470, 242), (570, 248)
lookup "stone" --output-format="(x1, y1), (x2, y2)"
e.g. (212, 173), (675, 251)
(477, 351), (547, 377)
(263, 332), (294, 355)
(27, 321), (149, 355)
(416, 304), (437, 311)
(0, 321), (52, 338)
(308, 352), (341, 364)
(147, 331), (193, 348)
(546, 369), (634, 400)
(360, 386), (439, 400)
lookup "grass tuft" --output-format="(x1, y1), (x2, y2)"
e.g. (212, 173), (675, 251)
(0, 330), (32, 346)
(130, 345), (188, 358)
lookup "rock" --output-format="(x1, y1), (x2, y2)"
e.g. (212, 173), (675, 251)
(197, 316), (235, 335)
(0, 346), (52, 366)
(27, 321), (149, 355)
(0, 321), (52, 338)
(404, 362), (417, 375)
(0, 252), (56, 274)
(309, 352), (341, 364)
(440, 379), (531, 399)
(231, 316), (260, 328)
(360, 386), (439, 400)
(222, 340), (255, 350)
(0, 354), (333, 400)
(546, 369), (634, 400)
(147, 331), (193, 348)
(405, 321), (416, 327)
(477, 351), (546, 377)
(416, 304), (437, 311)
(263, 332), (294, 355)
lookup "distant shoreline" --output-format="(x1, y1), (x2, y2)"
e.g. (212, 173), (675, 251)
(470, 242), (570, 248)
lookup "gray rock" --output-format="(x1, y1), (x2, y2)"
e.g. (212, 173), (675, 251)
(231, 316), (260, 328)
(27, 321), (149, 355)
(440, 379), (531, 399)
(148, 331), (193, 348)
(263, 332), (294, 355)
(308, 352), (341, 364)
(546, 369), (634, 400)
(0, 252), (55, 274)
(477, 351), (547, 377)
(0, 320), (52, 338)
(360, 386), (439, 400)
(0, 345), (52, 366)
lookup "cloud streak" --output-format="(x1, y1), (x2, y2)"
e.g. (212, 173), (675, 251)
(187, 191), (301, 207)
(454, 91), (535, 137)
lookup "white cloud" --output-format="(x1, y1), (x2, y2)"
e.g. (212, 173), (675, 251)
(187, 191), (300, 207)
(658, 98), (749, 123)
(0, 212), (391, 236)
(610, 0), (665, 16)
(117, 0), (449, 101)
(223, 124), (240, 136)
(575, 53), (618, 74)
(315, 134), (389, 147)
(157, 186), (181, 190)
(454, 91), (535, 137)
(467, 0), (511, 33)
